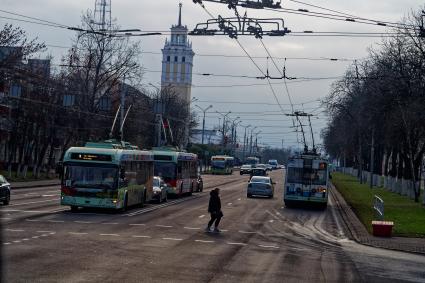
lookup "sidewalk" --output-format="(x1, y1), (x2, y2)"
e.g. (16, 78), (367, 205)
(11, 179), (61, 189)
(331, 183), (425, 255)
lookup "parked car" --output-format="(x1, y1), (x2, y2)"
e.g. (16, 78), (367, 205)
(247, 176), (275, 198)
(0, 175), (11, 205)
(196, 174), (203, 192)
(240, 164), (253, 175)
(152, 176), (168, 203)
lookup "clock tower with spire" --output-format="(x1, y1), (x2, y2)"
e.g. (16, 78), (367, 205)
(161, 3), (195, 103)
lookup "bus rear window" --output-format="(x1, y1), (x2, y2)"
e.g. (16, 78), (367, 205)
(287, 167), (327, 185)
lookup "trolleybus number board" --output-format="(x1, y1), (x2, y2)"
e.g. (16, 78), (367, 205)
(70, 153), (112, 162)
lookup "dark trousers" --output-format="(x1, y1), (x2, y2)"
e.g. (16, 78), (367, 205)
(208, 213), (222, 228)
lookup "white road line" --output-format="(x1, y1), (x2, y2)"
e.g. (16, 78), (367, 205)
(49, 232), (56, 235)
(268, 220), (275, 223)
(26, 219), (40, 222)
(48, 220), (64, 223)
(195, 240), (215, 243)
(0, 217), (12, 220)
(227, 242), (247, 246)
(129, 223), (146, 226)
(74, 221), (93, 224)
(132, 235), (151, 238)
(69, 232), (88, 235)
(1, 209), (46, 213)
(238, 230), (257, 234)
(5, 229), (25, 232)
(184, 227), (200, 230)
(4, 242), (11, 245)
(102, 223), (119, 225)
(22, 238), (30, 241)
(7, 198), (60, 207)
(100, 234), (120, 237)
(32, 236), (40, 239)
(237, 198), (241, 201)
(41, 234), (49, 237)
(258, 245), (279, 249)
(36, 230), (55, 233)
(155, 225), (173, 228)
(227, 203), (232, 205)
(221, 229), (228, 232)
(42, 194), (57, 197)
(162, 237), (182, 241)
(198, 215), (205, 218)
(13, 240), (21, 243)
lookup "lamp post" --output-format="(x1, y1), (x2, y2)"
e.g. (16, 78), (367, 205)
(249, 126), (257, 155)
(253, 131), (262, 154)
(195, 105), (213, 145)
(229, 116), (240, 148)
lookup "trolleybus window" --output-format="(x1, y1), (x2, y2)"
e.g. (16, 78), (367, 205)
(154, 162), (176, 182)
(287, 167), (327, 185)
(63, 163), (118, 190)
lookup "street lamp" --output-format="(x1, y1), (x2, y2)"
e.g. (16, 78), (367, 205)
(195, 104), (213, 145)
(216, 111), (231, 150)
(249, 126), (258, 155)
(254, 131), (262, 154)
(241, 124), (251, 161)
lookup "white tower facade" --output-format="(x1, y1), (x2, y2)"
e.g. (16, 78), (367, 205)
(161, 3), (194, 103)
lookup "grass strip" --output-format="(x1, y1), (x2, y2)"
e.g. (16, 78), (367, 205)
(332, 172), (425, 237)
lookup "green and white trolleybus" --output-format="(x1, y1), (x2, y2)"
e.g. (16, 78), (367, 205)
(61, 143), (154, 211)
(211, 155), (234, 175)
(283, 152), (329, 209)
(152, 147), (198, 197)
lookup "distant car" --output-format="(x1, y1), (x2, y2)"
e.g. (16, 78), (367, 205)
(268, 159), (278, 170)
(250, 168), (268, 178)
(196, 174), (203, 192)
(0, 175), (11, 205)
(240, 164), (253, 175)
(257, 164), (267, 170)
(280, 164), (286, 170)
(265, 164), (273, 171)
(152, 176), (168, 203)
(247, 176), (275, 198)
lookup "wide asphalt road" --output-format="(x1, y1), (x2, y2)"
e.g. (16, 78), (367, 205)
(1, 171), (425, 282)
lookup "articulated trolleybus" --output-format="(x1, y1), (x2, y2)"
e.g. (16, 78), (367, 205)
(211, 155), (234, 175)
(61, 142), (154, 211)
(152, 147), (198, 197)
(284, 152), (329, 209)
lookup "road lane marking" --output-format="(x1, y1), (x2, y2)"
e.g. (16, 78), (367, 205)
(258, 245), (279, 249)
(69, 232), (88, 235)
(198, 215), (205, 218)
(155, 225), (173, 228)
(269, 220), (275, 223)
(4, 243), (11, 245)
(36, 231), (55, 233)
(1, 209), (46, 213)
(184, 227), (200, 230)
(7, 198), (60, 207)
(13, 240), (21, 243)
(129, 223), (146, 226)
(42, 194), (57, 197)
(22, 238), (30, 241)
(102, 222), (119, 225)
(100, 234), (120, 237)
(195, 240), (215, 243)
(132, 235), (151, 238)
(162, 237), (182, 241)
(48, 220), (64, 223)
(26, 219), (41, 222)
(5, 229), (25, 232)
(32, 236), (40, 239)
(227, 242), (247, 246)
(227, 203), (232, 206)
(238, 230), (257, 234)
(237, 198), (241, 201)
(221, 229), (228, 232)
(74, 221), (94, 224)
(41, 234), (49, 237)
(0, 218), (12, 220)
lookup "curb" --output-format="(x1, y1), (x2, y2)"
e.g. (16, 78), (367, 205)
(331, 183), (425, 255)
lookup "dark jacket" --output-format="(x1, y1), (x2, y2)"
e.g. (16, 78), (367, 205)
(208, 189), (221, 214)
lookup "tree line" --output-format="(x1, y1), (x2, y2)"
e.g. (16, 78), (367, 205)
(322, 9), (425, 202)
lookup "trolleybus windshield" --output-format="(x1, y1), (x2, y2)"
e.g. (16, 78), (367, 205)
(63, 163), (118, 190)
(287, 167), (327, 185)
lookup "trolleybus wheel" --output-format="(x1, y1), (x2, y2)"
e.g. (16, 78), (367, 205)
(247, 193), (252, 198)
(122, 193), (128, 212)
(70, 206), (78, 212)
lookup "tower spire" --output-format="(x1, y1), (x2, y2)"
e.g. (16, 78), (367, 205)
(178, 3), (182, 26)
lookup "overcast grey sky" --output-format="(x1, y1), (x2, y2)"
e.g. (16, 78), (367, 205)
(1, 0), (423, 150)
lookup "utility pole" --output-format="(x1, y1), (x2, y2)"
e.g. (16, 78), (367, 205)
(249, 126), (257, 156)
(242, 125), (251, 161)
(195, 105), (213, 144)
(216, 111), (231, 153)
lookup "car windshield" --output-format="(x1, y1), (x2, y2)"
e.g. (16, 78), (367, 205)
(62, 163), (118, 190)
(287, 167), (327, 185)
(242, 165), (251, 169)
(250, 177), (270, 184)
(153, 178), (160, 187)
(0, 175), (6, 184)
(154, 162), (176, 182)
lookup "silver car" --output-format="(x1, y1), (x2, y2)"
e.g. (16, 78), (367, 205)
(152, 176), (168, 203)
(0, 175), (11, 205)
(247, 176), (275, 198)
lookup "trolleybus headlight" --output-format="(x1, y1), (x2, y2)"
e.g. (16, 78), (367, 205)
(112, 199), (118, 204)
